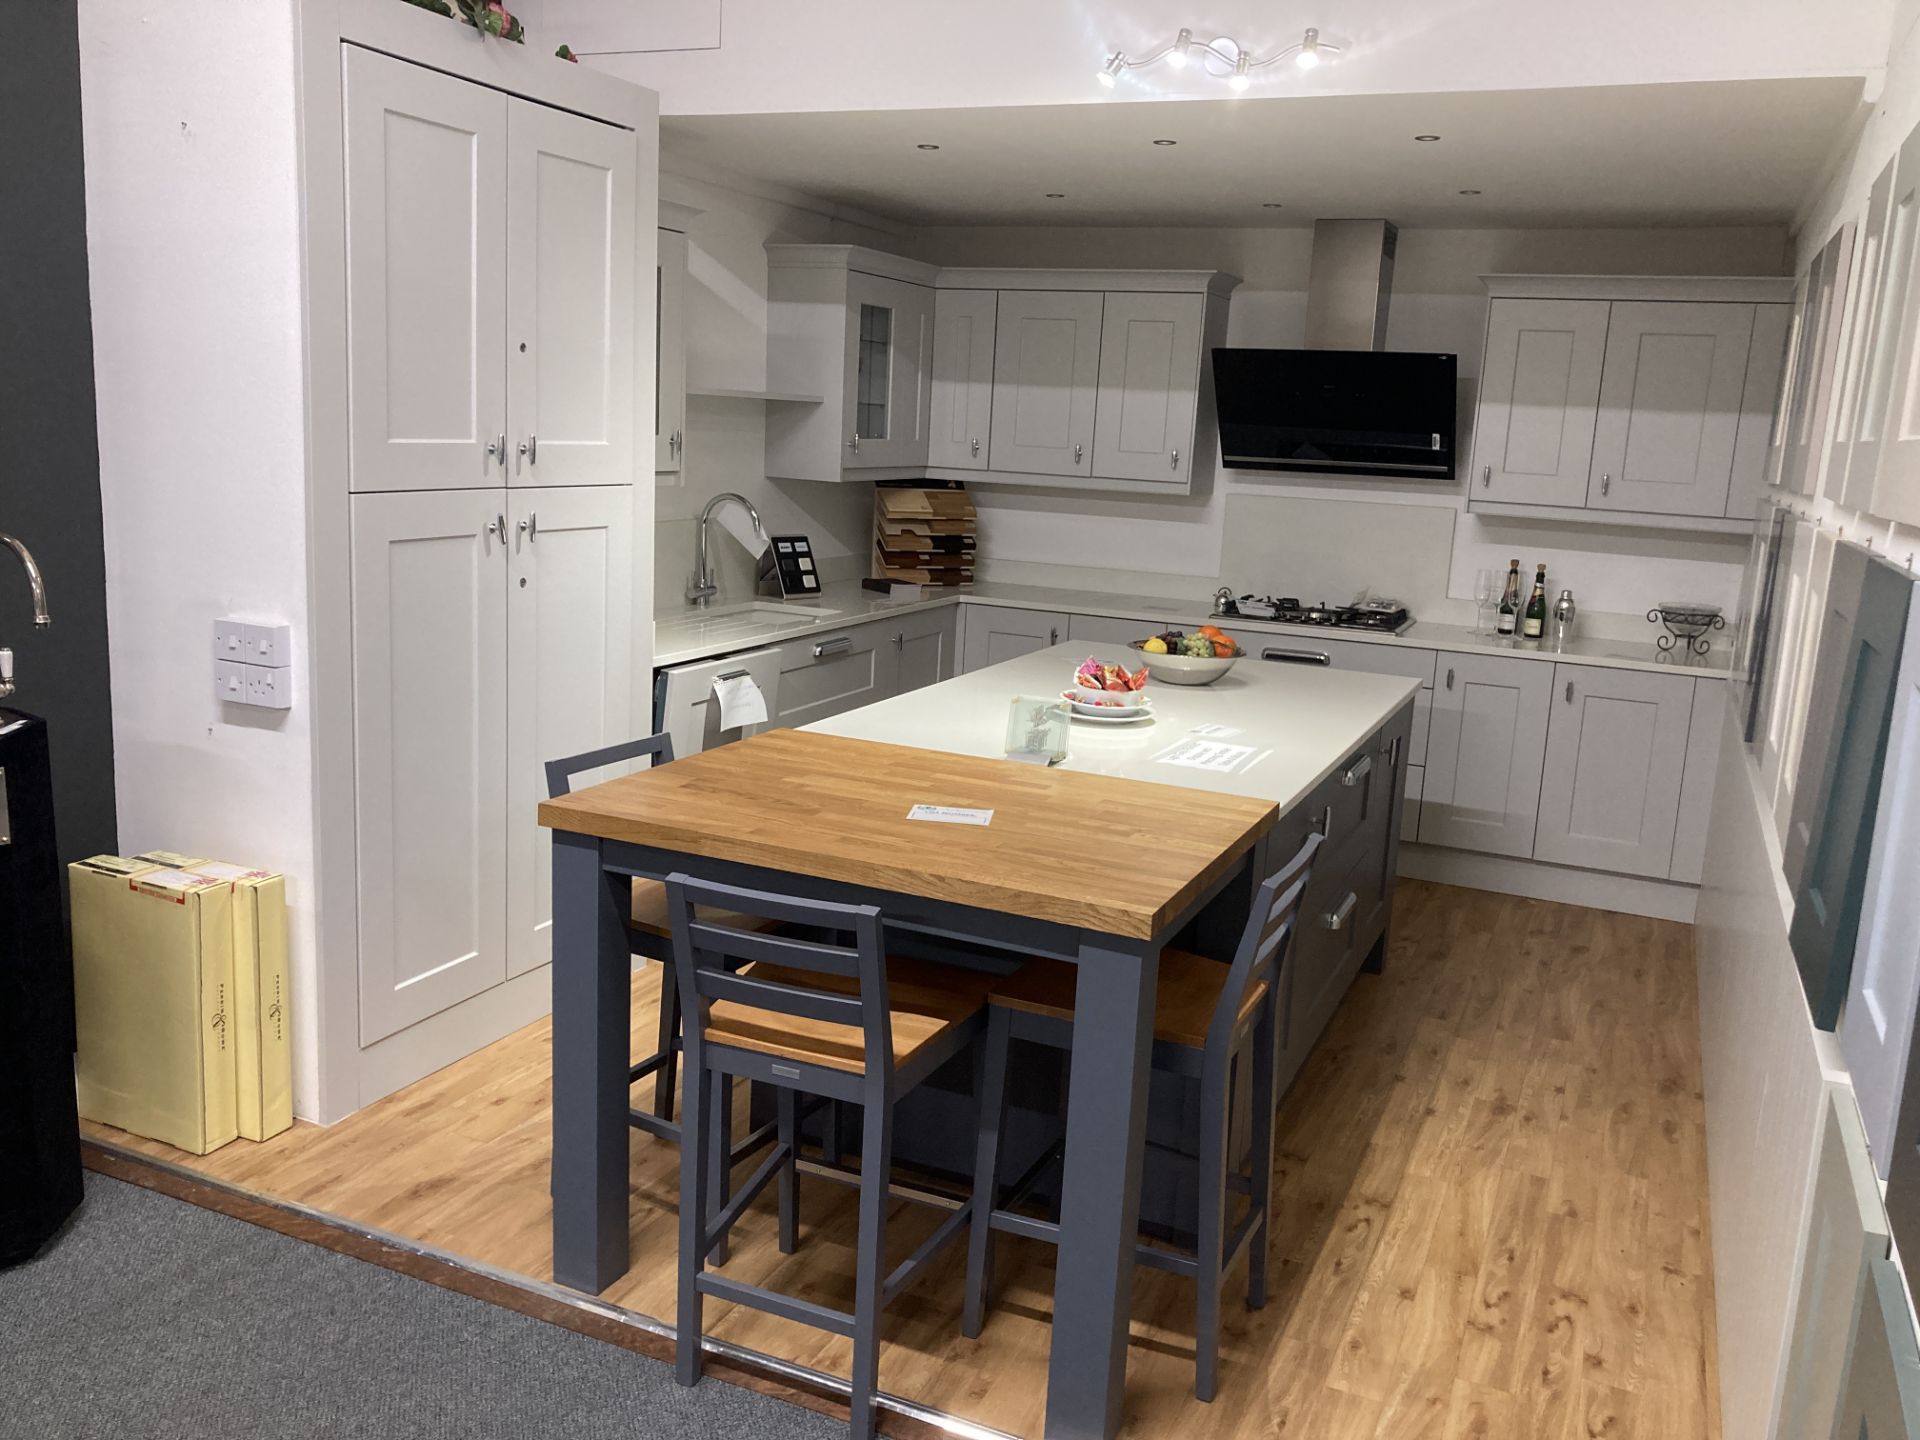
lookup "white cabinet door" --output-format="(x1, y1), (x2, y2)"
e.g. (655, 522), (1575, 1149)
(989, 291), (1104, 478)
(928, 289), (996, 470)
(505, 486), (633, 979)
(1091, 292), (1203, 484)
(843, 272), (932, 470)
(1831, 161), (1896, 509)
(1419, 653), (1551, 858)
(344, 49), (508, 494)
(1472, 298), (1609, 507)
(890, 608), (956, 693)
(1873, 122), (1920, 526)
(655, 227), (687, 473)
(960, 604), (1067, 672)
(1727, 304), (1792, 521)
(1588, 301), (1756, 517)
(1533, 666), (1694, 877)
(772, 624), (892, 727)
(504, 99), (635, 489)
(1856, 142), (1920, 511)
(352, 489), (510, 1044)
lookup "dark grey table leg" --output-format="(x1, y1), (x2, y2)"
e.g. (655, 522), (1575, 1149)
(551, 829), (631, 1294)
(1044, 937), (1159, 1440)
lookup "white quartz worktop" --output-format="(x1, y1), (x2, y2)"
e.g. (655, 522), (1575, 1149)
(654, 579), (1731, 680)
(806, 642), (1419, 808)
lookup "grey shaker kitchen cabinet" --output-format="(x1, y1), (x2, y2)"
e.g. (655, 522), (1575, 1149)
(1418, 652), (1553, 858)
(1532, 665), (1696, 878)
(890, 607), (957, 693)
(960, 604), (1068, 672)
(1472, 297), (1610, 508)
(927, 288), (996, 470)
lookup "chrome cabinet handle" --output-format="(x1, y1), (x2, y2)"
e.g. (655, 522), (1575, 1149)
(487, 513), (506, 543)
(670, 429), (683, 457)
(892, 632), (904, 649)
(518, 435), (538, 466)
(1601, 473), (1612, 495)
(1323, 892), (1359, 932)
(812, 636), (852, 658)
(1445, 666), (1455, 690)
(1049, 627), (1060, 645)
(970, 437), (980, 457)
(849, 433), (861, 453)
(1565, 679), (1574, 703)
(1262, 647), (1331, 666)
(1342, 753), (1373, 787)
(1482, 465), (1491, 488)
(518, 512), (538, 544)
(1171, 448), (1180, 469)
(1073, 443), (1083, 464)
(487, 433), (506, 467)
(1315, 804), (1335, 843)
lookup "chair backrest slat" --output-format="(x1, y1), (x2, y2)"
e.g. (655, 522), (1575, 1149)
(694, 968), (867, 1028)
(545, 733), (674, 799)
(668, 873), (895, 1076)
(687, 922), (863, 979)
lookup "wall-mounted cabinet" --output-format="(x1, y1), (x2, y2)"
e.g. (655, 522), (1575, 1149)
(764, 245), (938, 483)
(1467, 275), (1793, 533)
(344, 46), (635, 493)
(764, 249), (1236, 496)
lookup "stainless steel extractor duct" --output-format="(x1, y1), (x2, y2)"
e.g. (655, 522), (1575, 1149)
(1304, 218), (1397, 351)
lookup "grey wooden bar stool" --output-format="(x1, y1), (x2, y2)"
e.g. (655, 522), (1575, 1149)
(961, 829), (1323, 1402)
(667, 874), (994, 1440)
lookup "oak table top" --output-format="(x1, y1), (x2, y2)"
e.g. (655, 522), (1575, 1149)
(538, 727), (1277, 941)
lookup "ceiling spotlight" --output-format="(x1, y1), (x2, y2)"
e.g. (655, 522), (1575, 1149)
(1415, 134), (1441, 142)
(1152, 138), (1179, 146)
(1261, 202), (1285, 208)
(1458, 189), (1482, 195)
(1092, 24), (1343, 92)
(1045, 192), (1066, 199)
(916, 143), (940, 151)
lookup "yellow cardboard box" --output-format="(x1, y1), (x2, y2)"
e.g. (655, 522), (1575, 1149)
(71, 858), (238, 1155)
(134, 852), (292, 1142)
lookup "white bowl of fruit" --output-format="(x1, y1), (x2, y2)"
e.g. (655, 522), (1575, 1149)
(1129, 626), (1242, 685)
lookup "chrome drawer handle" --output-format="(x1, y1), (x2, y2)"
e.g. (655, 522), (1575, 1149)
(1481, 465), (1491, 488)
(1601, 473), (1612, 496)
(1341, 753), (1373, 787)
(971, 437), (980, 457)
(1565, 680), (1574, 704)
(1445, 666), (1455, 690)
(1262, 648), (1331, 666)
(1074, 442), (1084, 464)
(812, 636), (852, 658)
(1323, 892), (1358, 932)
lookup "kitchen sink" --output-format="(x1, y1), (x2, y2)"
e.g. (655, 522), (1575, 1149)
(698, 601), (843, 622)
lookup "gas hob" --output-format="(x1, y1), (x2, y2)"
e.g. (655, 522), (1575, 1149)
(1212, 594), (1414, 635)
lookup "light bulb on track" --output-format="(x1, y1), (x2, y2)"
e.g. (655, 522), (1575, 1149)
(1295, 27), (1323, 69)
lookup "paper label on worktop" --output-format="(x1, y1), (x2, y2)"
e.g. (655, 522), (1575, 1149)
(906, 804), (994, 826)
(1152, 738), (1262, 774)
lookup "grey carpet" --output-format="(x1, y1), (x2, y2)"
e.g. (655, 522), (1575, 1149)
(0, 1174), (841, 1439)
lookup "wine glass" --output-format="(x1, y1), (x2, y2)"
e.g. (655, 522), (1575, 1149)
(1473, 568), (1498, 635)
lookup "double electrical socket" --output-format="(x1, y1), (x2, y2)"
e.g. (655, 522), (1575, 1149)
(214, 620), (293, 711)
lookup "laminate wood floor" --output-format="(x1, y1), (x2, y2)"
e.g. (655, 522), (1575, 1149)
(85, 881), (1719, 1439)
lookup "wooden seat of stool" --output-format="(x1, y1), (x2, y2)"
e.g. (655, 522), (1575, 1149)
(708, 958), (998, 1075)
(987, 950), (1267, 1050)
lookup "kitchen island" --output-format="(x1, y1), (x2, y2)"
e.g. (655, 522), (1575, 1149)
(541, 644), (1417, 1438)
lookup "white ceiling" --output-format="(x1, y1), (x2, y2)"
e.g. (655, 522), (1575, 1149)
(661, 78), (1865, 229)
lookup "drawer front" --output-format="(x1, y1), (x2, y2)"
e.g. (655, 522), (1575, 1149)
(773, 627), (888, 727)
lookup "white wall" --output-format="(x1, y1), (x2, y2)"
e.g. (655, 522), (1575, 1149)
(582, 0), (1893, 117)
(656, 169), (930, 610)
(78, 3), (321, 1114)
(917, 223), (1787, 633)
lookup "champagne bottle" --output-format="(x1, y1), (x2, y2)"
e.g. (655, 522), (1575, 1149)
(1522, 564), (1548, 639)
(1496, 559), (1521, 636)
